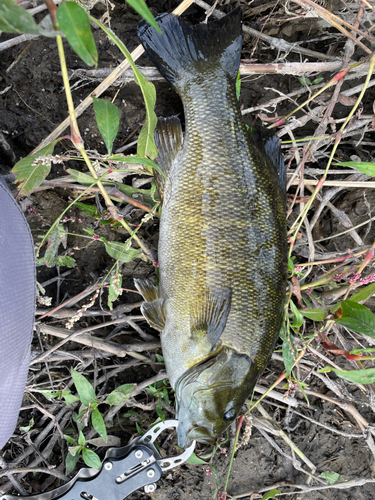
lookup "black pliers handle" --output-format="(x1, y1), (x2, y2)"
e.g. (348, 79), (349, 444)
(1, 420), (195, 500)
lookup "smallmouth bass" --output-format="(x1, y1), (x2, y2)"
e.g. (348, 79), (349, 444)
(136, 8), (287, 448)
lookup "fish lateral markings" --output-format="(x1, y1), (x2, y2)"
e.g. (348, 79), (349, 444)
(137, 8), (287, 448)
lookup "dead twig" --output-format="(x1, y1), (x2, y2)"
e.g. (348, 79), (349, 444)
(34, 323), (159, 362)
(194, 0), (338, 61)
(233, 477), (375, 498)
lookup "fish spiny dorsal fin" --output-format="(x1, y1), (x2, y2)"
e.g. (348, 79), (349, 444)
(190, 288), (232, 348)
(134, 278), (159, 302)
(154, 116), (183, 197)
(141, 298), (168, 332)
(248, 127), (286, 195)
(137, 8), (242, 93)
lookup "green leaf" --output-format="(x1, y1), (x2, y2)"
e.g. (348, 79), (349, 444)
(64, 435), (76, 444)
(185, 452), (207, 465)
(89, 18), (158, 161)
(287, 257), (294, 275)
(82, 448), (102, 469)
(74, 201), (101, 218)
(312, 77), (323, 84)
(12, 140), (57, 195)
(118, 182), (157, 199)
(107, 154), (166, 179)
(78, 431), (86, 446)
(261, 490), (281, 500)
(333, 161), (375, 176)
(71, 368), (96, 407)
(300, 307), (328, 321)
(105, 384), (135, 405)
(87, 436), (121, 447)
(319, 366), (375, 384)
(43, 224), (65, 268)
(209, 464), (221, 487)
(56, 2), (98, 67)
(135, 421), (143, 435)
(92, 98), (120, 155)
(0, 0), (40, 34)
(335, 300), (375, 338)
(64, 394), (80, 405)
(299, 77), (312, 86)
(136, 79), (158, 160)
(320, 471), (345, 484)
(235, 71), (241, 100)
(20, 418), (34, 433)
(350, 283), (375, 303)
(349, 348), (375, 355)
(108, 266), (122, 311)
(162, 387), (170, 405)
(156, 400), (165, 421)
(66, 451), (80, 475)
(91, 408), (107, 442)
(103, 240), (142, 263)
(40, 390), (59, 399)
(68, 169), (97, 185)
(125, 0), (161, 33)
(68, 445), (81, 457)
(280, 325), (297, 376)
(290, 300), (303, 328)
(56, 255), (77, 268)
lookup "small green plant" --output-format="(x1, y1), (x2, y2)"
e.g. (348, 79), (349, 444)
(145, 379), (171, 421)
(61, 369), (108, 472)
(298, 76), (324, 86)
(53, 369), (138, 473)
(64, 431), (102, 474)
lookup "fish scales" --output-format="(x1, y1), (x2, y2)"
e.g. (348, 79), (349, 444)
(160, 79), (285, 369)
(138, 8), (287, 448)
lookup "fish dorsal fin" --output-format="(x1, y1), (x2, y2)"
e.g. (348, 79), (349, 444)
(141, 298), (167, 332)
(248, 127), (286, 194)
(134, 278), (159, 302)
(190, 288), (232, 348)
(154, 116), (183, 197)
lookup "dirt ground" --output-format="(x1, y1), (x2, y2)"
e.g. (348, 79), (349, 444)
(1, 0), (375, 499)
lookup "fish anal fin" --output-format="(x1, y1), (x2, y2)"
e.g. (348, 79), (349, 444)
(154, 116), (183, 197)
(190, 289), (232, 347)
(134, 278), (159, 302)
(141, 298), (167, 332)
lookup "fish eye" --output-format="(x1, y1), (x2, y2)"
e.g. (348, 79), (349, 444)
(223, 408), (236, 422)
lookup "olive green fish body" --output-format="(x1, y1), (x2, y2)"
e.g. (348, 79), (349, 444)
(138, 9), (287, 447)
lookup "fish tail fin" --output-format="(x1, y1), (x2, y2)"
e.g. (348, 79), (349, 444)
(137, 8), (242, 91)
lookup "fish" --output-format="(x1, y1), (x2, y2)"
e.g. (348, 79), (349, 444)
(136, 7), (287, 449)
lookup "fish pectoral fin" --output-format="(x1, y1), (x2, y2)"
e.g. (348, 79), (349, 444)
(134, 278), (159, 302)
(141, 298), (167, 332)
(154, 116), (183, 197)
(190, 288), (232, 347)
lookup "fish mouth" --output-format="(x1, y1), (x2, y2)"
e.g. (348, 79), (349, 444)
(187, 426), (216, 445)
(177, 421), (216, 448)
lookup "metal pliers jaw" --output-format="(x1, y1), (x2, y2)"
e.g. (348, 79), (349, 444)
(0, 420), (195, 500)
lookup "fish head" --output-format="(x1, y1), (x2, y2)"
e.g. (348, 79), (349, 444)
(175, 347), (258, 448)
